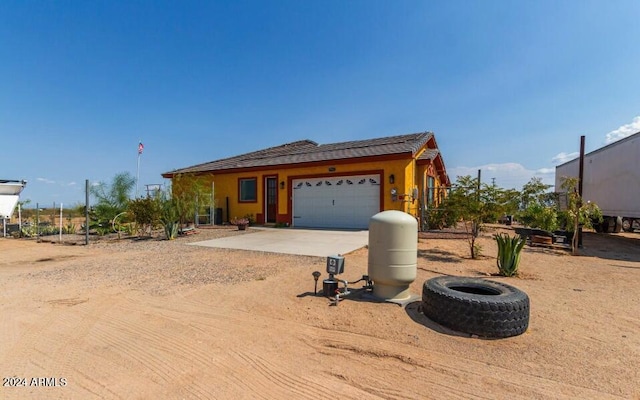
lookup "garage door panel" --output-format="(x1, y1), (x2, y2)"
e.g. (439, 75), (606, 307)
(292, 174), (380, 229)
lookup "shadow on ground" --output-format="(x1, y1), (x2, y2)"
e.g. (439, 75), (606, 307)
(580, 232), (640, 263)
(297, 288), (388, 306)
(417, 249), (461, 263)
(404, 301), (471, 338)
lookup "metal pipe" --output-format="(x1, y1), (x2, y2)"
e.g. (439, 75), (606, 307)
(340, 280), (350, 296)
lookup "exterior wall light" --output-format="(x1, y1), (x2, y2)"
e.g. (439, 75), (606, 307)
(280, 181), (285, 189)
(389, 174), (395, 184)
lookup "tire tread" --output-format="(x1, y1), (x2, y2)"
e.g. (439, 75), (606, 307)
(422, 276), (530, 338)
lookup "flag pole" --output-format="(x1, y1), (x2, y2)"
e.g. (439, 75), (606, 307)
(136, 154), (140, 198)
(136, 140), (142, 198)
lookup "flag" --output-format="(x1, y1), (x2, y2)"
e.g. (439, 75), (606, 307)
(138, 142), (144, 155)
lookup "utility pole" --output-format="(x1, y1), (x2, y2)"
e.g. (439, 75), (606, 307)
(578, 135), (585, 247)
(578, 136), (585, 197)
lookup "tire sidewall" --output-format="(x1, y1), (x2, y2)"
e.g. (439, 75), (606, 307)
(422, 276), (530, 338)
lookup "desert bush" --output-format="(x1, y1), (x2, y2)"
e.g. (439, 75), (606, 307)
(127, 197), (161, 237)
(425, 206), (457, 230)
(519, 203), (558, 232)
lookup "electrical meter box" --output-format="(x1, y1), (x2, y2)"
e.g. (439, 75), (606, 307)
(326, 255), (345, 275)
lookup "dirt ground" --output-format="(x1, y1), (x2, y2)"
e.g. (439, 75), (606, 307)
(1, 225), (639, 399)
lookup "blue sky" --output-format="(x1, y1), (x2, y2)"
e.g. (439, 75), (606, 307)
(2, 1), (640, 207)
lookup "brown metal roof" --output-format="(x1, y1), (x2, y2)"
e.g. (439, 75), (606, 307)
(164, 132), (434, 176)
(417, 148), (440, 161)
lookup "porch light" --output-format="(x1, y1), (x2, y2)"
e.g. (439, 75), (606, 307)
(389, 174), (395, 184)
(280, 181), (285, 189)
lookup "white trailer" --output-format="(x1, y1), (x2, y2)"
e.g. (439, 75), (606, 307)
(1, 179), (27, 237)
(555, 132), (640, 233)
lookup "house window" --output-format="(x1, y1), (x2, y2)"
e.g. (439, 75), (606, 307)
(427, 176), (435, 205)
(239, 178), (257, 202)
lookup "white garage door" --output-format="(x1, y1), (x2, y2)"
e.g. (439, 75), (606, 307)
(292, 174), (380, 229)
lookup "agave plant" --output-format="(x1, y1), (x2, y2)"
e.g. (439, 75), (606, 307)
(163, 220), (179, 240)
(494, 233), (526, 277)
(160, 198), (180, 240)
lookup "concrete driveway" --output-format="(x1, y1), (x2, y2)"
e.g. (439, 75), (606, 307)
(189, 227), (369, 257)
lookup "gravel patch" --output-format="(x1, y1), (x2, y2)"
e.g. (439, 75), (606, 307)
(23, 226), (323, 295)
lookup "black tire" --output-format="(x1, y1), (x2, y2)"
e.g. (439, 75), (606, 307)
(422, 276), (529, 338)
(594, 222), (603, 233)
(605, 218), (615, 233)
(622, 218), (633, 232)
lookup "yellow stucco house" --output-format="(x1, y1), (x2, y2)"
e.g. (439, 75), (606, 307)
(162, 131), (449, 229)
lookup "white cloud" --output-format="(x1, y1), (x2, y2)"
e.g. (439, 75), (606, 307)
(548, 116), (639, 171)
(68, 182), (77, 186)
(37, 177), (55, 184)
(449, 162), (555, 190)
(551, 151), (579, 164)
(605, 116), (640, 144)
(488, 116), (640, 191)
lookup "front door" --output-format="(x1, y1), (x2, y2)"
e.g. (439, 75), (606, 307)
(265, 177), (277, 223)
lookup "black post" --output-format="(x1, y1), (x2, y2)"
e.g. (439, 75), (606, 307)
(578, 136), (585, 197)
(226, 196), (230, 224)
(578, 136), (585, 247)
(475, 169), (481, 237)
(85, 179), (89, 245)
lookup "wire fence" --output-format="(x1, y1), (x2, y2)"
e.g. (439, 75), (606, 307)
(3, 204), (86, 238)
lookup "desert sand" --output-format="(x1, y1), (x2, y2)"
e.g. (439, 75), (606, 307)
(1, 226), (639, 399)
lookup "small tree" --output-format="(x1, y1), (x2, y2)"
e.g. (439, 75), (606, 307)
(520, 177), (553, 210)
(169, 173), (211, 227)
(560, 177), (602, 255)
(516, 177), (559, 232)
(499, 188), (521, 219)
(443, 176), (509, 259)
(90, 172), (136, 230)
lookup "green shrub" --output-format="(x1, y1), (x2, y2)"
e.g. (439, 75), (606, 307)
(518, 203), (558, 232)
(424, 207), (457, 230)
(128, 197), (161, 237)
(160, 198), (180, 240)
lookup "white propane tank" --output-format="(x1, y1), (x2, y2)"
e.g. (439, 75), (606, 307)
(367, 210), (418, 301)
